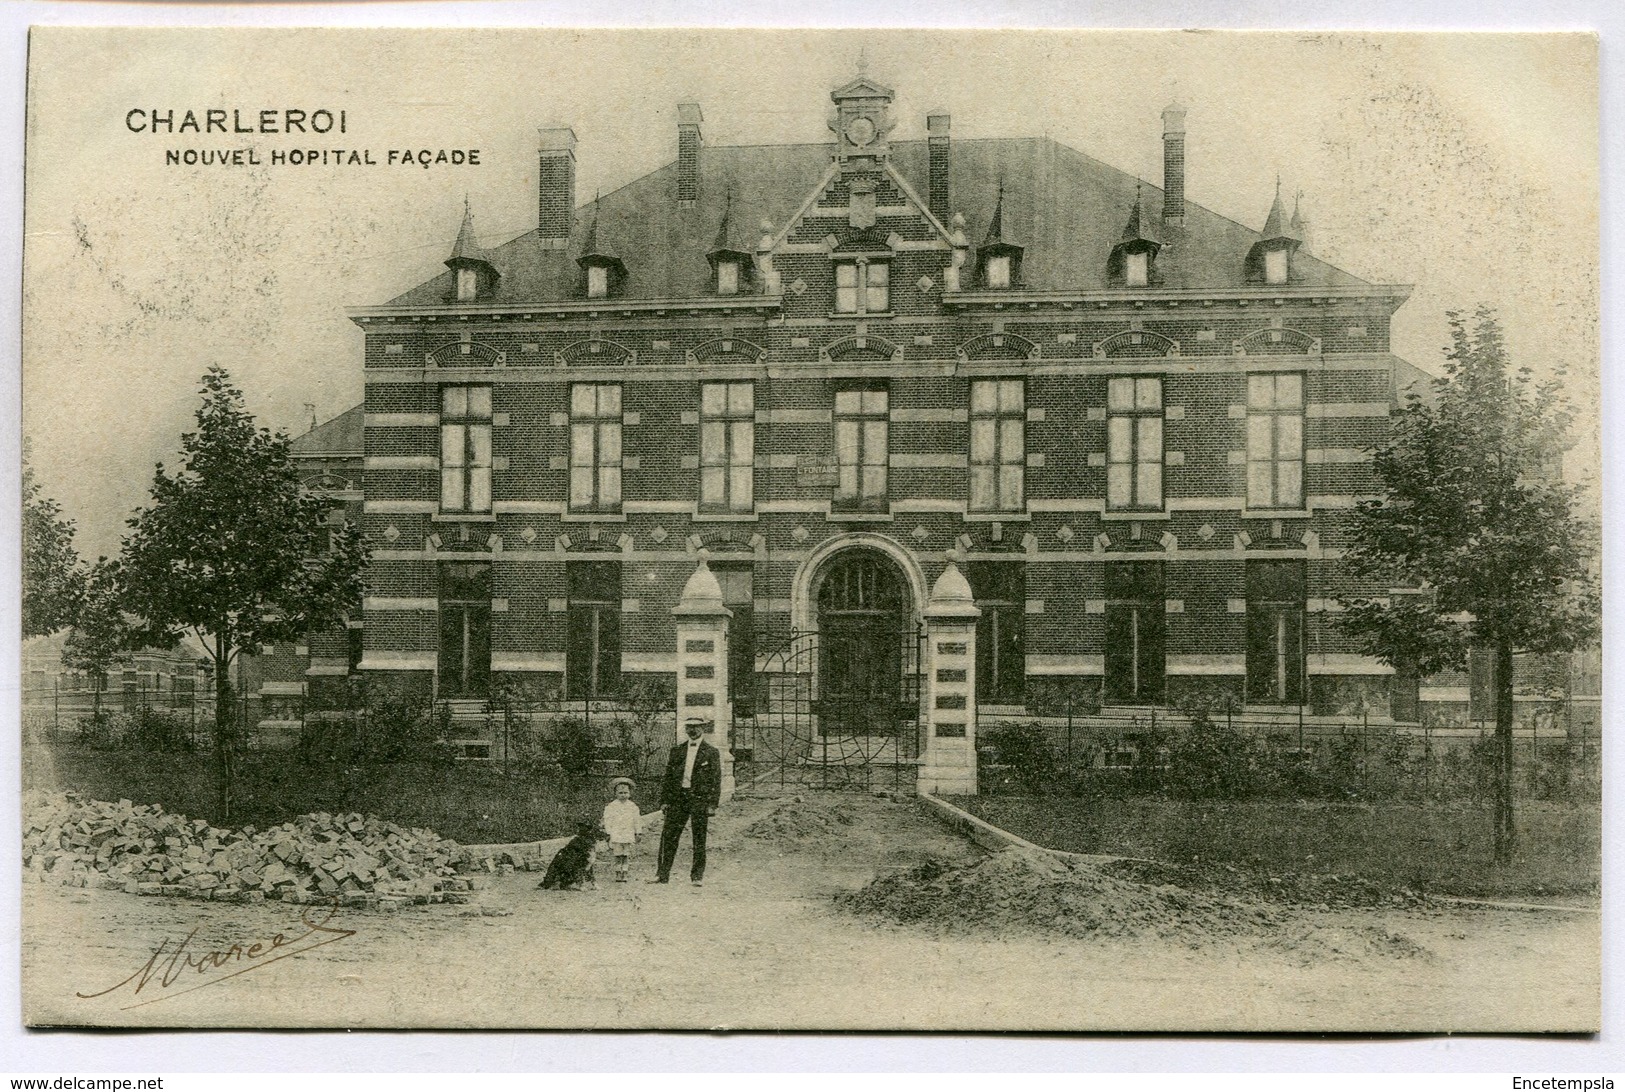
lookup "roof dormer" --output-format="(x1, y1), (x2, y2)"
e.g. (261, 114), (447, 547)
(975, 183), (1024, 289)
(444, 199), (499, 302)
(576, 200), (626, 300)
(1244, 178), (1301, 286)
(1108, 183), (1162, 289)
(705, 190), (753, 296)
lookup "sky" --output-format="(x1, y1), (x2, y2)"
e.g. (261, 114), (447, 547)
(21, 28), (1600, 561)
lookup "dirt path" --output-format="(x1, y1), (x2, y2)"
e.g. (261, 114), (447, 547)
(22, 793), (1599, 1031)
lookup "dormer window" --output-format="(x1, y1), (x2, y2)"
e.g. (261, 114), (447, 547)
(587, 265), (609, 299)
(1125, 251), (1149, 288)
(444, 202), (498, 303)
(717, 259), (740, 296)
(577, 205), (625, 301)
(985, 254), (1012, 290)
(1264, 248), (1288, 286)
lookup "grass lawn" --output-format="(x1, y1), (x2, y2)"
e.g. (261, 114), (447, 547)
(951, 795), (1600, 899)
(23, 742), (661, 844)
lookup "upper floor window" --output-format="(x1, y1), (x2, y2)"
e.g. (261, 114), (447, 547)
(716, 259), (740, 296)
(985, 254), (1012, 290)
(440, 385), (492, 514)
(835, 260), (888, 314)
(456, 267), (479, 302)
(969, 379), (1025, 512)
(700, 381), (754, 513)
(1125, 251), (1150, 288)
(1106, 376), (1163, 511)
(833, 383), (888, 512)
(586, 265), (610, 299)
(1264, 248), (1289, 286)
(1246, 372), (1305, 509)
(569, 383), (622, 513)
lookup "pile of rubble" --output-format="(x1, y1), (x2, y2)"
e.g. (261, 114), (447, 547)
(22, 792), (473, 910)
(744, 795), (862, 844)
(838, 846), (1282, 942)
(1096, 858), (1431, 910)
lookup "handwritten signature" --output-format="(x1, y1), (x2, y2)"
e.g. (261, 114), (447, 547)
(77, 900), (356, 1010)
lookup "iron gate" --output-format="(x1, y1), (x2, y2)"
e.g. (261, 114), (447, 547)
(733, 625), (924, 793)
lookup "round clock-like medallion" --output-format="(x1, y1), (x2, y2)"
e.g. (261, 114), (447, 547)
(845, 116), (877, 147)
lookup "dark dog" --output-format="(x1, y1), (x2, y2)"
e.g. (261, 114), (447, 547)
(538, 822), (607, 891)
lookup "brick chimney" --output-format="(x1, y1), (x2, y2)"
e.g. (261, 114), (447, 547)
(537, 127), (577, 249)
(677, 102), (703, 206)
(927, 112), (951, 224)
(1161, 103), (1186, 226)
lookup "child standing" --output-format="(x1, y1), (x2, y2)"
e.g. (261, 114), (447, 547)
(601, 777), (641, 882)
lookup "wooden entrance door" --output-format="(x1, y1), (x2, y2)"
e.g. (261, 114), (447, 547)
(816, 550), (907, 736)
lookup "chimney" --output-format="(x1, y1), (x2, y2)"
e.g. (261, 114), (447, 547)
(1161, 102), (1187, 226)
(927, 112), (951, 225)
(677, 102), (703, 206)
(537, 127), (577, 249)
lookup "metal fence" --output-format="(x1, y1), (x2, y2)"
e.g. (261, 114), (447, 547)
(976, 703), (1601, 801)
(22, 682), (262, 751)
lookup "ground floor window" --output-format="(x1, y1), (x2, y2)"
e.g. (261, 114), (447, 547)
(567, 560), (621, 699)
(438, 562), (491, 698)
(1104, 561), (1166, 704)
(967, 561), (1025, 705)
(712, 562), (755, 717)
(1246, 559), (1306, 704)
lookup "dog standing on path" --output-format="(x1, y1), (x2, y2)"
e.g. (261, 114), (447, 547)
(539, 821), (607, 891)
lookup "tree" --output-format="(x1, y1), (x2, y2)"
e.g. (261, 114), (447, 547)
(22, 448), (86, 636)
(1339, 307), (1599, 862)
(61, 559), (134, 719)
(117, 367), (367, 821)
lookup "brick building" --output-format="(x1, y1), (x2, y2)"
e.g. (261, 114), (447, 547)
(345, 72), (1434, 737)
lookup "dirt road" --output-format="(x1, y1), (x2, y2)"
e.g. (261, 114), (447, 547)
(22, 793), (1599, 1031)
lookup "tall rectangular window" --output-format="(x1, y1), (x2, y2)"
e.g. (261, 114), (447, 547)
(1126, 251), (1149, 288)
(586, 265), (609, 299)
(1246, 560), (1306, 704)
(700, 381), (754, 512)
(969, 379), (1025, 512)
(834, 260), (888, 314)
(566, 560), (621, 699)
(968, 562), (1025, 705)
(440, 385), (492, 514)
(1104, 562), (1166, 704)
(712, 563), (756, 717)
(1106, 376), (1163, 510)
(833, 383), (888, 512)
(438, 562), (491, 698)
(1246, 372), (1305, 509)
(569, 383), (622, 513)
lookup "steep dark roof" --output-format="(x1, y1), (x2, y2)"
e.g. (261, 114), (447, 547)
(291, 405), (364, 457)
(383, 136), (1370, 307)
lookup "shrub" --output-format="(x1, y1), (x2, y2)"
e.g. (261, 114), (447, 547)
(550, 716), (598, 783)
(981, 721), (1060, 793)
(1165, 700), (1256, 800)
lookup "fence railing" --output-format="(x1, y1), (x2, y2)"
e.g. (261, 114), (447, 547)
(976, 702), (1600, 802)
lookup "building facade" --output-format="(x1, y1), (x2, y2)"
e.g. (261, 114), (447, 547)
(347, 73), (1432, 732)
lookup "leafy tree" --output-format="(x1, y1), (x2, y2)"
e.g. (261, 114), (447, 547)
(61, 559), (134, 719)
(117, 367), (367, 821)
(1339, 307), (1599, 862)
(22, 449), (85, 636)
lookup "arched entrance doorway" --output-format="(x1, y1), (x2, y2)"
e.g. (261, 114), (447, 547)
(814, 547), (913, 736)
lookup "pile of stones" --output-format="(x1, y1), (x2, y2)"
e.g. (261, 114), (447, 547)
(22, 792), (474, 910)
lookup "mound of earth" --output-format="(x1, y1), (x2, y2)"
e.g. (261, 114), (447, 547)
(744, 796), (862, 843)
(838, 846), (1282, 942)
(1097, 858), (1430, 910)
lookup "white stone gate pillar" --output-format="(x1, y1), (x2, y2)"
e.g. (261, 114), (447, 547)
(672, 555), (735, 802)
(918, 560), (981, 795)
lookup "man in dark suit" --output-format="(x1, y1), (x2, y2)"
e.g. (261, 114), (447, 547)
(652, 717), (722, 886)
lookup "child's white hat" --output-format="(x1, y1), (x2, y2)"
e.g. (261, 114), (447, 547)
(609, 776), (636, 792)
